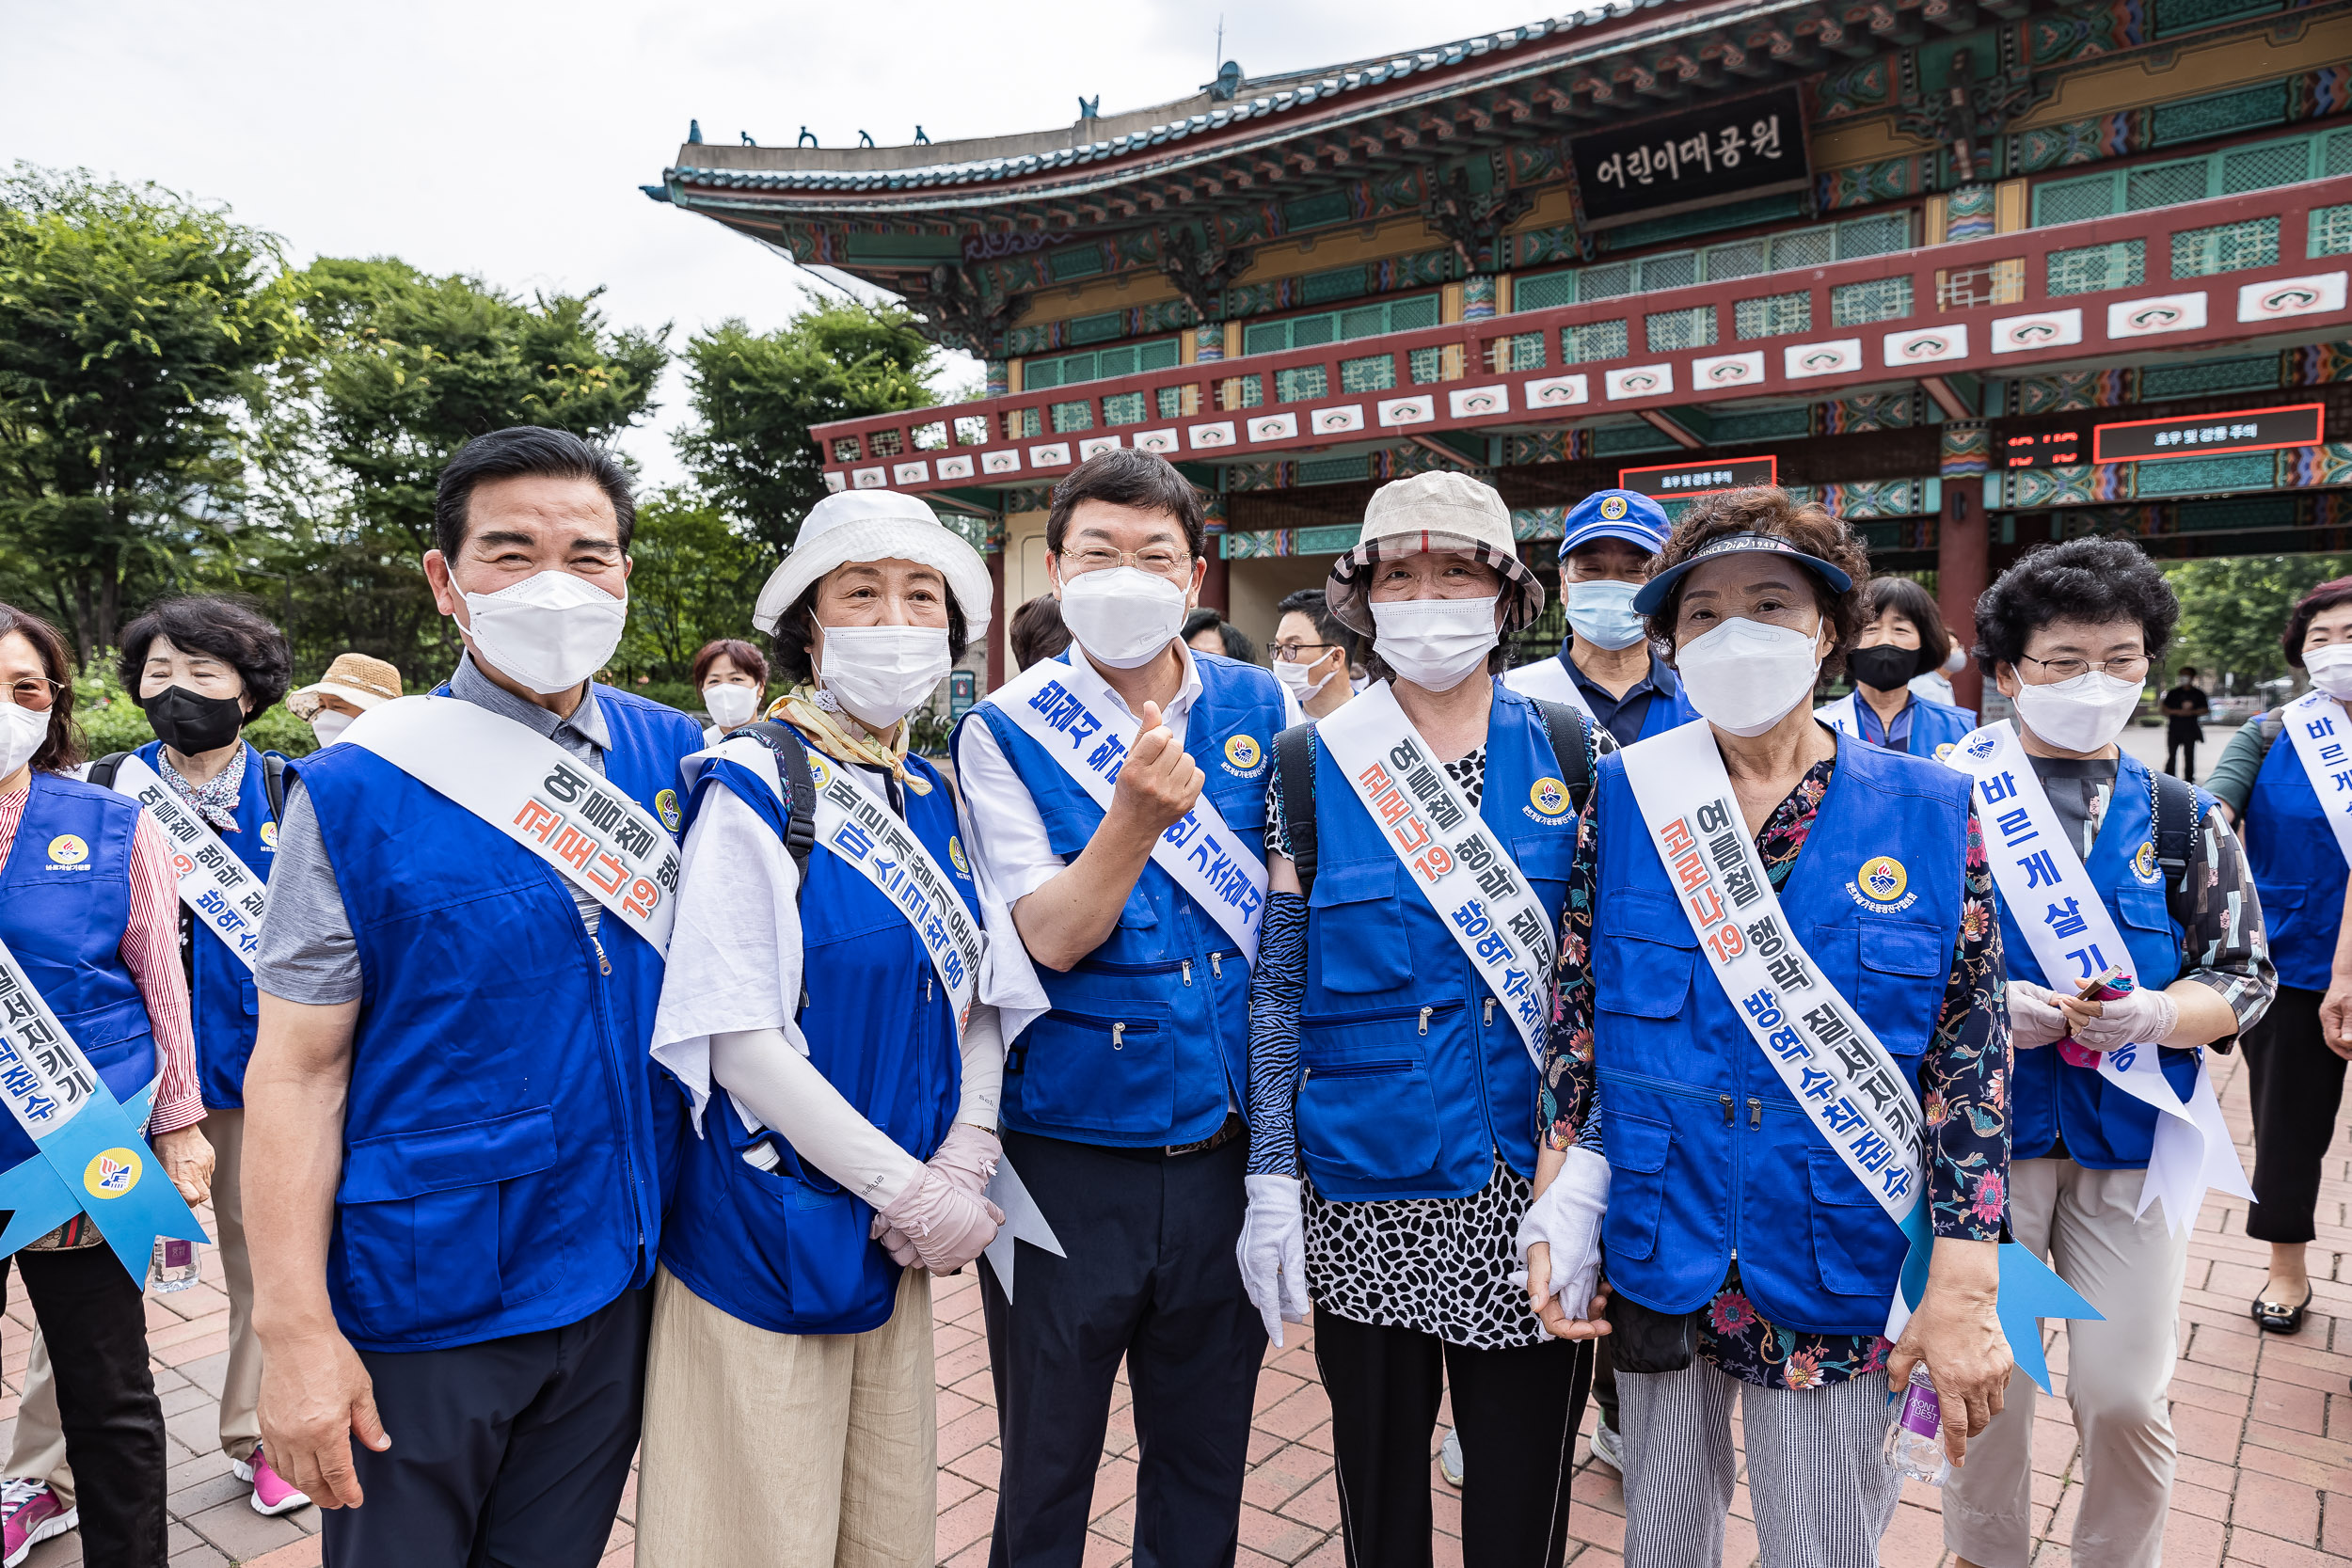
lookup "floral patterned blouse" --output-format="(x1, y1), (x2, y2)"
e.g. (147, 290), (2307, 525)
(1539, 754), (2010, 1389)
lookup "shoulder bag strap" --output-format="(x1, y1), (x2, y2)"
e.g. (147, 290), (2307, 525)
(2151, 768), (2201, 927)
(1274, 721), (1318, 902)
(87, 752), (128, 790)
(1534, 699), (1597, 812)
(262, 752), (290, 823)
(736, 721), (818, 893)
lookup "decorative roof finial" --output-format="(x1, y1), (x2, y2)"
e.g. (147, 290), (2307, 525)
(1078, 95), (1101, 120)
(739, 131), (757, 146)
(858, 130), (877, 147)
(1206, 61), (1244, 102)
(798, 126), (818, 148)
(688, 119), (703, 144)
(914, 125), (930, 144)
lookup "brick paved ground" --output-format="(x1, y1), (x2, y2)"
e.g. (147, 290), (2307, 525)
(3, 1042), (2341, 1566)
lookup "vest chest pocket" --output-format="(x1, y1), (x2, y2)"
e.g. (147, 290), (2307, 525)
(1309, 860), (1414, 994)
(1295, 1004), (1455, 1182)
(1593, 890), (1695, 1021)
(2113, 886), (2172, 934)
(1599, 1110), (1672, 1262)
(1013, 1004), (1175, 1136)
(1851, 918), (1948, 1056)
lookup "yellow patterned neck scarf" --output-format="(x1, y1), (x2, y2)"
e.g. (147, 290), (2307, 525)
(767, 686), (931, 796)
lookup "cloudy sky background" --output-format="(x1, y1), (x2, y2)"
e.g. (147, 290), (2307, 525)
(3, 0), (1535, 488)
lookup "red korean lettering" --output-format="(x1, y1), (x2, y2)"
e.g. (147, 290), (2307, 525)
(1661, 818), (1695, 857)
(1671, 847), (1708, 893)
(1412, 845), (1455, 880)
(1689, 886), (1724, 927)
(585, 851), (629, 895)
(548, 824), (598, 870)
(1356, 762), (1392, 794)
(1391, 815), (1432, 855)
(623, 879), (660, 919)
(514, 799), (563, 843)
(1706, 924), (1746, 962)
(1372, 787), (1413, 827)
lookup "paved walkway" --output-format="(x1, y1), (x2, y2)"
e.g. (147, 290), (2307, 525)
(3, 1038), (2340, 1566)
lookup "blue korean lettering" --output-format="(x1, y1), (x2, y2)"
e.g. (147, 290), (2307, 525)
(1740, 988), (1783, 1028)
(2017, 849), (2062, 889)
(2042, 898), (2088, 939)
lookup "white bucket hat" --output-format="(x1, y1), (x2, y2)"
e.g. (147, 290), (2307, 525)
(753, 492), (994, 637)
(1326, 470), (1546, 635)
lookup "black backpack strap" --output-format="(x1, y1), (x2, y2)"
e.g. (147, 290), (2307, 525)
(262, 752), (290, 823)
(86, 751), (129, 791)
(1532, 700), (1597, 813)
(2151, 768), (2201, 927)
(734, 721), (818, 892)
(1274, 721), (1319, 902)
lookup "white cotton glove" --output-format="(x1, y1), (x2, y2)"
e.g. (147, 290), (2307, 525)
(2007, 980), (2071, 1050)
(1512, 1148), (1611, 1325)
(1235, 1174), (1311, 1348)
(2065, 984), (2180, 1052)
(874, 1124), (1002, 1266)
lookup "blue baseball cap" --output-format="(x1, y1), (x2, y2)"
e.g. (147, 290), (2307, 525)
(1558, 489), (1671, 562)
(1631, 530), (1855, 616)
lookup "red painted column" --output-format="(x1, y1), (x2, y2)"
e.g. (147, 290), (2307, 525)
(987, 546), (1006, 692)
(1200, 532), (1231, 614)
(1938, 421), (1993, 714)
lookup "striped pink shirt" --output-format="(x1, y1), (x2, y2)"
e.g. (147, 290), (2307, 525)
(0, 775), (204, 1134)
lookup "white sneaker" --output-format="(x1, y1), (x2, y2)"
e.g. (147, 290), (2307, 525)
(1438, 1428), (1465, 1488)
(1589, 1418), (1625, 1474)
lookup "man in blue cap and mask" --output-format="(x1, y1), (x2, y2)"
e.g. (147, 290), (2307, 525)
(1504, 489), (1699, 747)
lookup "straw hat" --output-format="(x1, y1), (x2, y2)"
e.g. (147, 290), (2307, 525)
(286, 653), (404, 721)
(1325, 470), (1546, 635)
(754, 491), (993, 637)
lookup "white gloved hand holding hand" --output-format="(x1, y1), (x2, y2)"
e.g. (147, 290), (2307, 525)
(1513, 1147), (1611, 1325)
(2062, 983), (2180, 1052)
(874, 1123), (1003, 1265)
(2007, 980), (2071, 1050)
(1235, 1174), (1311, 1347)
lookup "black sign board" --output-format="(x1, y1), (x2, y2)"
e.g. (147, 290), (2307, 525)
(1619, 456), (1779, 498)
(1570, 87), (1810, 230)
(2093, 404), (2324, 463)
(2002, 427), (2087, 470)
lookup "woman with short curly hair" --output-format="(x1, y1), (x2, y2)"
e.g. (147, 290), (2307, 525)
(1940, 536), (2272, 1568)
(1529, 487), (2013, 1568)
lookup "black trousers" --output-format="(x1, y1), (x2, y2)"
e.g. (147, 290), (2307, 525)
(1, 1246), (168, 1566)
(2166, 738), (2199, 780)
(2246, 985), (2351, 1245)
(322, 1285), (650, 1568)
(983, 1128), (1263, 1568)
(1313, 1307), (1593, 1568)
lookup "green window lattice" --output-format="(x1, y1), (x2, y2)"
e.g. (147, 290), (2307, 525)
(1646, 306), (1717, 353)
(1735, 291), (1813, 339)
(2046, 240), (2145, 296)
(2172, 216), (2280, 277)
(1831, 277), (1914, 325)
(1561, 321), (1629, 364)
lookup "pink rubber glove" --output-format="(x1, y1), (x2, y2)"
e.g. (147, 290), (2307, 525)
(2008, 980), (2070, 1050)
(874, 1125), (1003, 1262)
(2065, 985), (2179, 1052)
(872, 1166), (1004, 1275)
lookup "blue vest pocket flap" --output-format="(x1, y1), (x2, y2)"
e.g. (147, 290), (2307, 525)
(1856, 919), (1947, 978)
(1854, 917), (1947, 1057)
(1116, 888), (1162, 930)
(1308, 860), (1412, 994)
(1600, 1110), (1671, 1262)
(339, 1106), (559, 1205)
(1013, 1006), (1177, 1136)
(53, 998), (156, 1052)
(1298, 1060), (1442, 1185)
(1510, 832), (1576, 886)
(1808, 1146), (1901, 1298)
(2113, 886), (2171, 933)
(1594, 893), (1694, 1021)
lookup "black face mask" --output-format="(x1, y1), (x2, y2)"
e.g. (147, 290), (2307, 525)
(141, 685), (247, 754)
(1847, 644), (1922, 694)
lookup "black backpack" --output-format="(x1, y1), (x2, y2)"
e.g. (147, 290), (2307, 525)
(1273, 699), (1597, 899)
(721, 720), (820, 893)
(2149, 768), (2200, 928)
(87, 749), (291, 823)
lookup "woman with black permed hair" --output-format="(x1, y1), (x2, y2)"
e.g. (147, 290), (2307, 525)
(1939, 536), (2273, 1568)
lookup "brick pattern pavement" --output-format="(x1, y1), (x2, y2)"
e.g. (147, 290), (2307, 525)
(2, 1045), (2340, 1566)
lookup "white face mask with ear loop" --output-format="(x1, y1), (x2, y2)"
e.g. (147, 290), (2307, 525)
(0, 700), (48, 778)
(1369, 594), (1502, 691)
(2305, 641), (2352, 701)
(1675, 616), (1827, 737)
(2010, 668), (2146, 753)
(308, 708), (356, 747)
(1057, 565), (1189, 670)
(818, 623), (953, 729)
(457, 569), (630, 695)
(703, 683), (759, 729)
(1273, 655), (1340, 701)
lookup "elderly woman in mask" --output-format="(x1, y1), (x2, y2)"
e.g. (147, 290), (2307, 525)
(639, 491), (1013, 1566)
(1529, 488), (2014, 1568)
(1239, 471), (1605, 1567)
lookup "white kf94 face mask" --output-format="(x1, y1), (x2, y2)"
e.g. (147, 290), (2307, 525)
(2011, 669), (2145, 754)
(308, 709), (356, 747)
(1273, 656), (1340, 702)
(0, 701), (48, 778)
(2304, 641), (2352, 701)
(1676, 617), (1824, 737)
(703, 683), (759, 729)
(1057, 566), (1188, 669)
(818, 623), (953, 729)
(459, 570), (629, 695)
(1369, 594), (1502, 691)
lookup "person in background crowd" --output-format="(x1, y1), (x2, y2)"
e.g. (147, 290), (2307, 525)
(1242, 472), (1599, 1567)
(691, 636), (769, 745)
(242, 427), (705, 1567)
(2204, 576), (2352, 1334)
(1270, 586), (1359, 728)
(1817, 577), (1978, 761)
(1912, 634), (1967, 709)
(1943, 538), (2271, 1568)
(7, 595), (305, 1552)
(286, 653), (405, 749)
(1502, 489), (1697, 748)
(2161, 665), (2211, 782)
(0, 602), (215, 1568)
(1534, 489), (2014, 1568)
(954, 449), (1283, 1568)
(1008, 594), (1071, 673)
(1184, 606), (1260, 666)
(639, 492), (1013, 1563)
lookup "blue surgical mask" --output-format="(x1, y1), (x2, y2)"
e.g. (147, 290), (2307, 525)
(1565, 578), (1645, 651)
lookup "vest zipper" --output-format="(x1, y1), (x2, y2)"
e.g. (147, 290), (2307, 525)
(1111, 1022), (1126, 1051)
(1747, 1097), (1762, 1130)
(1483, 998), (1496, 1026)
(591, 936), (612, 977)
(1719, 1093), (1734, 1125)
(1417, 1006), (1434, 1036)
(1210, 952), (1223, 979)
(1181, 959), (1194, 987)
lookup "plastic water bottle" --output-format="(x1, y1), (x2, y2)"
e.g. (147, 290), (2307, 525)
(149, 1237), (199, 1294)
(1883, 1366), (1952, 1485)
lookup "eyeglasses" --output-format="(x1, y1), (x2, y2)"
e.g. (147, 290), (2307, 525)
(2018, 654), (2151, 682)
(1270, 641), (1333, 662)
(4, 677), (63, 713)
(1060, 546), (1191, 579)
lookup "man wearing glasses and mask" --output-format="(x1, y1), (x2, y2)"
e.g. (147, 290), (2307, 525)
(953, 449), (1286, 1565)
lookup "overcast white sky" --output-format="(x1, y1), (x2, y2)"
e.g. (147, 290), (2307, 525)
(2, 0), (1534, 489)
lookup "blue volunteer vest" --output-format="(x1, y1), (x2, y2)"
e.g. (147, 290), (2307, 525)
(295, 685), (703, 1353)
(1591, 735), (1970, 1336)
(959, 650), (1283, 1148)
(2246, 716), (2348, 992)
(0, 775), (160, 1170)
(1297, 687), (1579, 1200)
(132, 739), (275, 1109)
(660, 736), (974, 1336)
(2004, 753), (2198, 1169)
(1542, 651), (1699, 739)
(1867, 695), (1979, 763)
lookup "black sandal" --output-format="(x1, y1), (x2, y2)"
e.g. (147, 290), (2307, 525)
(2252, 1285), (2313, 1335)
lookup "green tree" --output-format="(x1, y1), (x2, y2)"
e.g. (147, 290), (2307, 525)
(616, 486), (767, 681)
(674, 298), (940, 555)
(2164, 552), (2352, 690)
(0, 166), (309, 659)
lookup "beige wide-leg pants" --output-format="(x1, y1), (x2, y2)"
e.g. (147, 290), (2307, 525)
(1943, 1157), (2190, 1568)
(9, 1107), (262, 1502)
(635, 1263), (936, 1568)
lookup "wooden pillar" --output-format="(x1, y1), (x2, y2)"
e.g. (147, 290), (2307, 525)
(1200, 530), (1231, 614)
(986, 546), (1006, 691)
(1938, 421), (1992, 714)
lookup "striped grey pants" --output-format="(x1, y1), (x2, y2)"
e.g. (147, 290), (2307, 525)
(1617, 1360), (1904, 1568)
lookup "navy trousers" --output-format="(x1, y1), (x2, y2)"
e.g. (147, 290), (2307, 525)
(322, 1285), (650, 1568)
(984, 1127), (1264, 1568)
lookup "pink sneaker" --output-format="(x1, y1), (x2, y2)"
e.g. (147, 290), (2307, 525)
(232, 1446), (311, 1516)
(1, 1479), (76, 1567)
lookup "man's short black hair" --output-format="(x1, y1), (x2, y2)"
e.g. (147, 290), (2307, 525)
(1276, 586), (1360, 666)
(1974, 536), (2178, 673)
(434, 427), (637, 561)
(118, 594), (294, 718)
(1045, 449), (1207, 560)
(2179, 665), (2199, 677)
